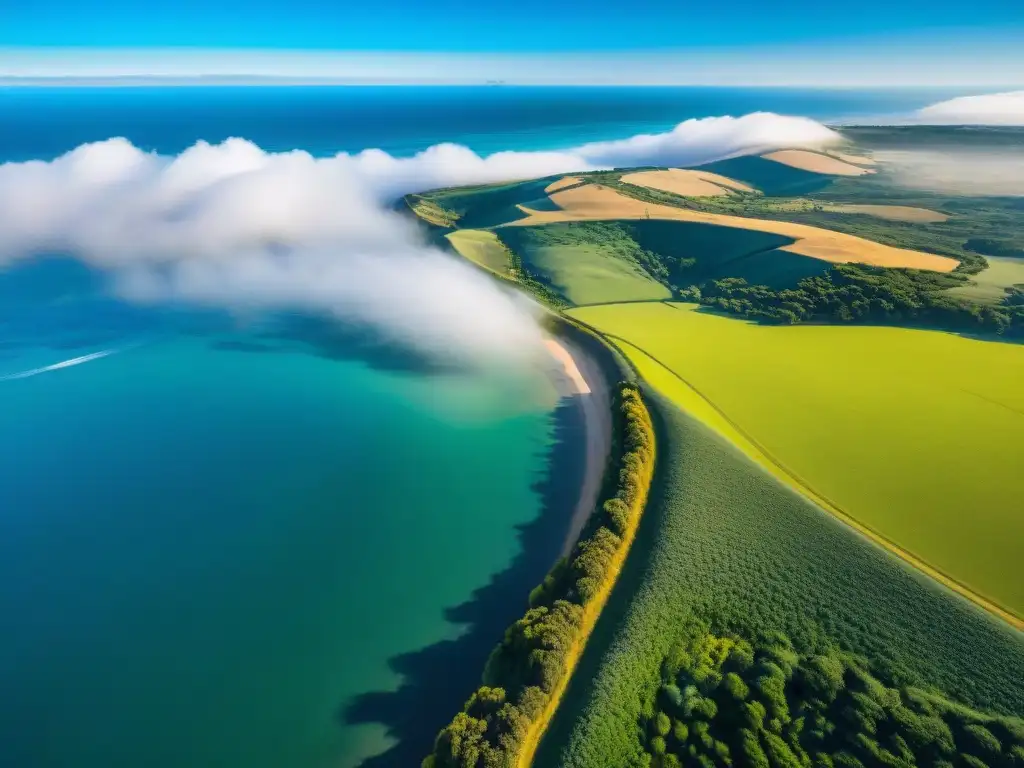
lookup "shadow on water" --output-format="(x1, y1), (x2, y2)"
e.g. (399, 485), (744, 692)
(254, 313), (467, 375)
(343, 395), (588, 768)
(531, 390), (678, 767)
(0, 257), (484, 373)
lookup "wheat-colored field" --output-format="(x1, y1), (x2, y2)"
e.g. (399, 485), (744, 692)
(762, 149), (875, 176)
(506, 183), (959, 271)
(620, 168), (754, 197)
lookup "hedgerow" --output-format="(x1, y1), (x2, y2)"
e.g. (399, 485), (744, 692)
(423, 384), (655, 768)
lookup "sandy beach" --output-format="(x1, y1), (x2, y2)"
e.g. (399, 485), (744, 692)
(544, 337), (612, 556)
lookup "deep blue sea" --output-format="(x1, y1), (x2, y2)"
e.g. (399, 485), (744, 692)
(0, 86), (962, 768)
(0, 85), (967, 160)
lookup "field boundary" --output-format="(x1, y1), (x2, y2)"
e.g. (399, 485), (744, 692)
(514, 396), (655, 768)
(578, 325), (1023, 631)
(422, 384), (656, 768)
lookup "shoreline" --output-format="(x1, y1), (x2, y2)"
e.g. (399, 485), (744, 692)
(543, 336), (613, 556)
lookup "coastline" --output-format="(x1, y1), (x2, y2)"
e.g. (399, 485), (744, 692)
(543, 336), (612, 556)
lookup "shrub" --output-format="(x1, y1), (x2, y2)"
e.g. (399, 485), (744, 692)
(961, 723), (1002, 759)
(722, 672), (750, 701)
(635, 629), (1024, 768)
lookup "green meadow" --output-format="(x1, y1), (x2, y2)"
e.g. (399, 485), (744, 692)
(948, 255), (1024, 304)
(445, 229), (513, 277)
(568, 302), (1024, 619)
(496, 222), (672, 305)
(537, 395), (1024, 768)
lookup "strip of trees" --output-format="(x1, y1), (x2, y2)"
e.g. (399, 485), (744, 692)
(699, 264), (1024, 338)
(423, 383), (655, 768)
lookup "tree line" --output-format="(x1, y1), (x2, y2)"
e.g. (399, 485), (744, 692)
(698, 264), (1024, 338)
(423, 383), (656, 768)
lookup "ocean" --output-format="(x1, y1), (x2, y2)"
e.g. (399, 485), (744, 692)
(0, 86), (959, 768)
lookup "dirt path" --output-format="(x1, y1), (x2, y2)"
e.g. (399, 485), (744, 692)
(544, 338), (612, 557)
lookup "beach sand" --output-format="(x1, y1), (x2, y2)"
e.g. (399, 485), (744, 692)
(545, 337), (612, 555)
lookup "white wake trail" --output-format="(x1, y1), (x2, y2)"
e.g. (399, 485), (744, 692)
(0, 348), (118, 381)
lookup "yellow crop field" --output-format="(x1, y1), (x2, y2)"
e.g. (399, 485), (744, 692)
(567, 301), (1024, 621)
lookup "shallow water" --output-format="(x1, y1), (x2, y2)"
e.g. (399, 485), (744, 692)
(0, 257), (573, 768)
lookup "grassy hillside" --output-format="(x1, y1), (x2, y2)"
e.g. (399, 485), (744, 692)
(495, 223), (671, 305)
(536, 394), (1024, 768)
(410, 178), (558, 229)
(695, 156), (837, 196)
(568, 302), (1024, 619)
(446, 230), (513, 277)
(623, 219), (828, 289)
(948, 255), (1024, 304)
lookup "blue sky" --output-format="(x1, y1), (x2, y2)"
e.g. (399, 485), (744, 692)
(1, 0), (1022, 84)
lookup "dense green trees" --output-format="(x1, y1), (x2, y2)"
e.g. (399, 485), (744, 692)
(965, 238), (1024, 259)
(423, 384), (655, 768)
(642, 628), (1024, 768)
(699, 264), (1024, 337)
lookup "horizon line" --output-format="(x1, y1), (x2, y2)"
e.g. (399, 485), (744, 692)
(2, 76), (1019, 89)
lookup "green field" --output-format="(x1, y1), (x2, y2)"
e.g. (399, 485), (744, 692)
(495, 222), (671, 305)
(948, 255), (1024, 304)
(537, 395), (1024, 768)
(445, 229), (512, 277)
(623, 219), (829, 289)
(412, 177), (558, 229)
(568, 302), (1024, 618)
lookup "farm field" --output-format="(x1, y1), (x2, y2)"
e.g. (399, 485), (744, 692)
(496, 223), (671, 305)
(537, 395), (1024, 768)
(567, 302), (1024, 620)
(947, 254), (1024, 304)
(620, 168), (754, 197)
(445, 229), (512, 277)
(761, 148), (875, 176)
(506, 183), (961, 271)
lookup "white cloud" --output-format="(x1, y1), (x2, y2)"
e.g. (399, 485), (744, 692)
(577, 112), (841, 167)
(0, 112), (839, 365)
(915, 91), (1024, 126)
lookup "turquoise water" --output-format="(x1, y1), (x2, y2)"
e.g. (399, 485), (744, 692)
(0, 86), (959, 768)
(0, 294), (563, 768)
(0, 258), (569, 767)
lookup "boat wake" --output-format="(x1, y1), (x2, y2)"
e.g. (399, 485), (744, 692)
(0, 348), (119, 381)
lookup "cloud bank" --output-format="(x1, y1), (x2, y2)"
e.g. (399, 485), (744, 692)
(874, 150), (1024, 196)
(0, 112), (840, 364)
(577, 113), (840, 167)
(915, 91), (1024, 126)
